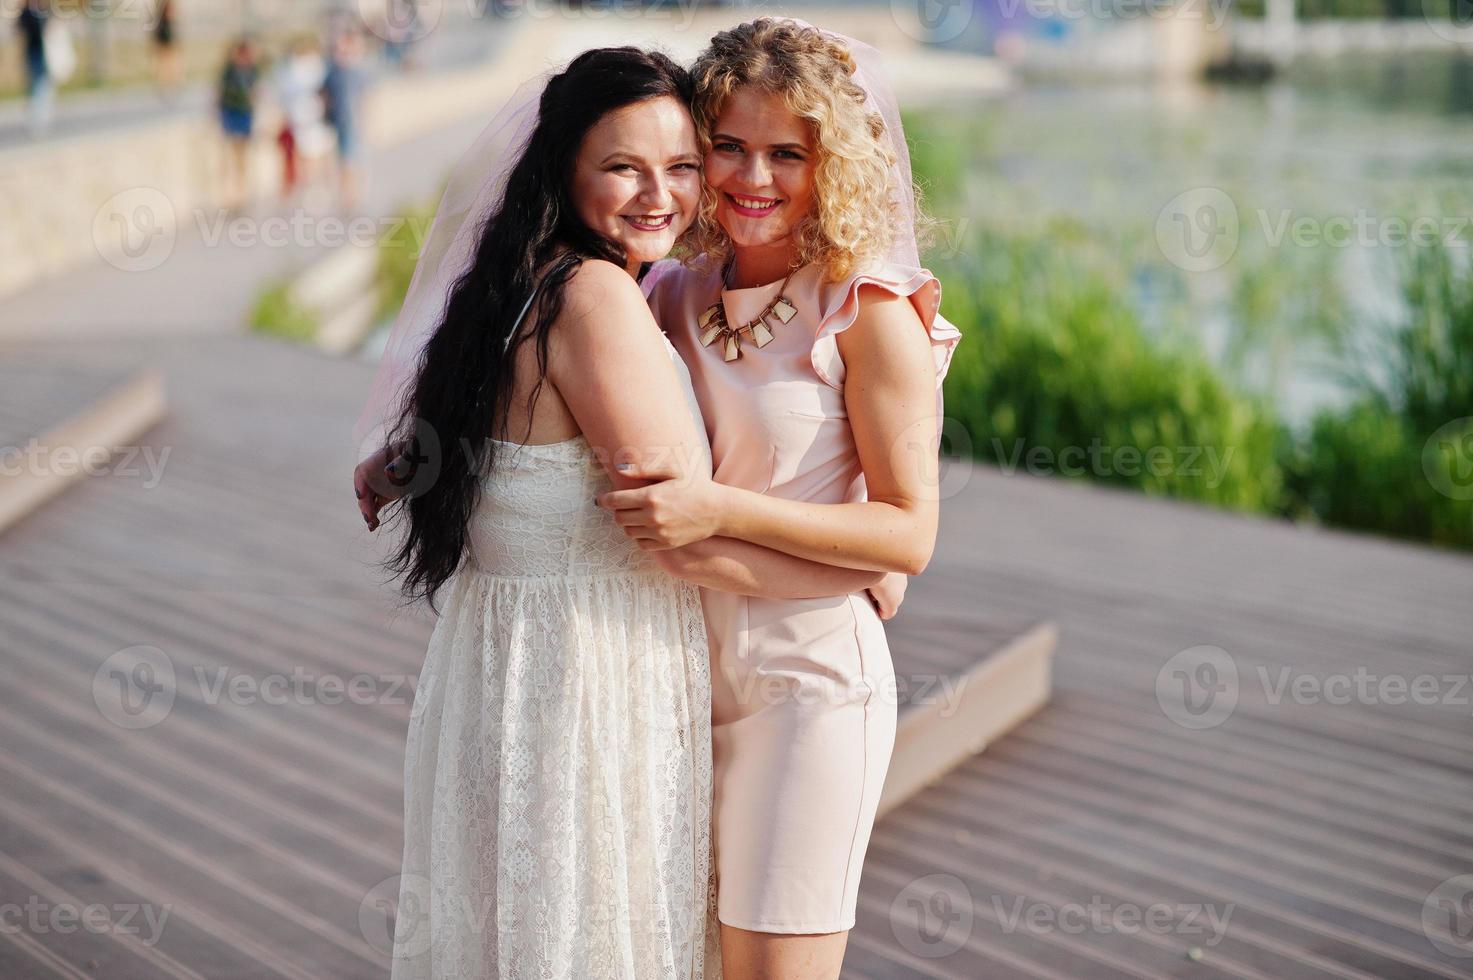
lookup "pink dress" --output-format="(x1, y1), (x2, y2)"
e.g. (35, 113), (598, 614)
(643, 256), (961, 933)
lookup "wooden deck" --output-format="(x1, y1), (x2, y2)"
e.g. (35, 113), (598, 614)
(1, 334), (1470, 978)
(848, 449), (1473, 977)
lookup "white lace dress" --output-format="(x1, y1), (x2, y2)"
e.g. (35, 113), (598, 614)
(390, 337), (722, 979)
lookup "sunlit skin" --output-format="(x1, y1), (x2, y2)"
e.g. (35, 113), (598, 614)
(570, 95), (703, 275)
(703, 87), (818, 287)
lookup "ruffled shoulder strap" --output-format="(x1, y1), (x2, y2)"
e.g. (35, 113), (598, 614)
(806, 261), (962, 396)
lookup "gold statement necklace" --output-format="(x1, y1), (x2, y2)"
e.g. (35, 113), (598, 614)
(698, 263), (798, 362)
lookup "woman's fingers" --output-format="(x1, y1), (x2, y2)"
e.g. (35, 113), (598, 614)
(596, 486), (652, 510)
(353, 466), (381, 529)
(610, 507), (652, 528)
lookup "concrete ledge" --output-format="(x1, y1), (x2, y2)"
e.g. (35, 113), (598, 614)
(0, 369), (167, 536)
(877, 621), (1056, 819)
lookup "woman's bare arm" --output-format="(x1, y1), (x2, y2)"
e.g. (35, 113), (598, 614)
(551, 265), (893, 599)
(652, 536), (883, 599)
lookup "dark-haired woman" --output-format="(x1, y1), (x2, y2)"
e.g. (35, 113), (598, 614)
(358, 48), (885, 979)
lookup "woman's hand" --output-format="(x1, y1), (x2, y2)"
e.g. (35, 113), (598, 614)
(595, 467), (727, 550)
(353, 442), (409, 532)
(867, 572), (909, 621)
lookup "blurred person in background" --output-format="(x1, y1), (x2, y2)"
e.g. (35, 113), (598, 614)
(153, 0), (181, 101)
(322, 27), (370, 212)
(16, 0), (52, 138)
(273, 34), (332, 204)
(217, 36), (260, 211)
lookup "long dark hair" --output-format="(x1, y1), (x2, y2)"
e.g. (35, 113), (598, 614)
(383, 47), (692, 609)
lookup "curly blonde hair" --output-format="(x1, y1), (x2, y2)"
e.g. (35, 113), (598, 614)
(682, 18), (901, 283)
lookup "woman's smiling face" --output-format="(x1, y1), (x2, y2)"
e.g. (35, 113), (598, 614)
(703, 87), (817, 253)
(571, 95), (702, 269)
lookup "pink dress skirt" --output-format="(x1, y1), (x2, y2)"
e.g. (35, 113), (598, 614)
(644, 256), (961, 933)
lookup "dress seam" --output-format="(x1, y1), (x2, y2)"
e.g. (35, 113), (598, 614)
(716, 912), (855, 934)
(837, 592), (869, 929)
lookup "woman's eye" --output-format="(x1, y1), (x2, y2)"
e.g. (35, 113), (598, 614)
(611, 163), (636, 173)
(671, 162), (700, 172)
(775, 150), (803, 161)
(714, 142), (741, 153)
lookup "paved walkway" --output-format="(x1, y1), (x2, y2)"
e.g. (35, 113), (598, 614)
(0, 108), (495, 342)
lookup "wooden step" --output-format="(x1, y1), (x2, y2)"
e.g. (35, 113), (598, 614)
(881, 620), (1056, 818)
(0, 360), (167, 535)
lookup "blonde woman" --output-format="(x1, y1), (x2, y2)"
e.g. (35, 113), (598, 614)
(596, 19), (962, 980)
